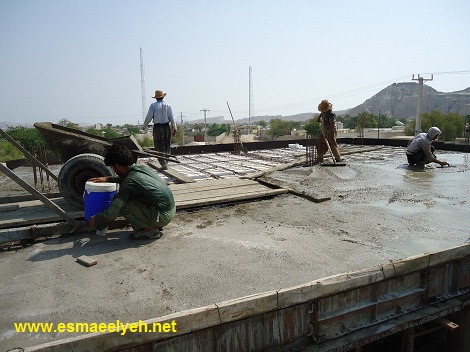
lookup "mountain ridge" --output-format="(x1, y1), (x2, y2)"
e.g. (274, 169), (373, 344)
(231, 83), (470, 125)
(2, 83), (469, 128)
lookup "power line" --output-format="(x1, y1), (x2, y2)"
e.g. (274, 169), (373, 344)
(253, 75), (411, 113)
(425, 70), (470, 76)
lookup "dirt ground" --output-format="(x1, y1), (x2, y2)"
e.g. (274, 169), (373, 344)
(0, 147), (469, 350)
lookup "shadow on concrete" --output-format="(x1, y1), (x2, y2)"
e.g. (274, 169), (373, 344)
(27, 230), (159, 262)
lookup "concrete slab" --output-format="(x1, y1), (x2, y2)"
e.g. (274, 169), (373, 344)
(0, 146), (468, 350)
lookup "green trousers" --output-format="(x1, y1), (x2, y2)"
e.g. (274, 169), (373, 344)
(116, 199), (175, 231)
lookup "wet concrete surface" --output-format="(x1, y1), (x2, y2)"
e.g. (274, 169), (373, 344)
(0, 146), (468, 350)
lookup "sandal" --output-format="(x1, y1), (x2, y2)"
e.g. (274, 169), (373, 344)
(129, 228), (162, 240)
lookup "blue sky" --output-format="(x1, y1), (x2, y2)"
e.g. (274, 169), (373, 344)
(1, 0), (469, 125)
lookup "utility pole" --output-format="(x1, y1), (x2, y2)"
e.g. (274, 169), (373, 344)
(412, 74), (433, 135)
(200, 108), (210, 145)
(377, 110), (381, 139)
(180, 112), (186, 146)
(249, 66), (254, 133)
(140, 47), (146, 122)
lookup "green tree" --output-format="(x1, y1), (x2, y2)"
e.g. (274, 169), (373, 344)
(86, 127), (120, 139)
(257, 120), (268, 128)
(404, 121), (415, 136)
(405, 111), (465, 140)
(421, 111), (464, 141)
(137, 135), (154, 148)
(268, 118), (292, 138)
(377, 114), (396, 128)
(208, 123), (230, 136)
(57, 118), (80, 130)
(193, 123), (204, 133)
(171, 125), (184, 145)
(0, 140), (24, 162)
(357, 112), (376, 128)
(3, 126), (46, 151)
(85, 127), (101, 136)
(124, 124), (140, 135)
(304, 117), (322, 137)
(337, 114), (355, 129)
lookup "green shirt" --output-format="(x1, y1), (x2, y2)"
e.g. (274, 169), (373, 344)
(94, 165), (175, 227)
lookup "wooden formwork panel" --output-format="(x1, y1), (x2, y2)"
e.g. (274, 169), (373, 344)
(427, 261), (464, 301)
(458, 256), (470, 289)
(314, 272), (425, 341)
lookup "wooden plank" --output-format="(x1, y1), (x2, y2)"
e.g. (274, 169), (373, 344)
(436, 317), (459, 330)
(173, 183), (279, 202)
(169, 178), (258, 193)
(176, 188), (287, 209)
(148, 162), (196, 183)
(257, 177), (330, 203)
(306, 299), (463, 352)
(216, 291), (278, 324)
(428, 244), (470, 267)
(0, 219), (128, 243)
(240, 160), (303, 180)
(0, 197), (84, 230)
(0, 192), (62, 205)
(0, 204), (19, 212)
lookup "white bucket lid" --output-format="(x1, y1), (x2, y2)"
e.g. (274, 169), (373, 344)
(85, 181), (117, 193)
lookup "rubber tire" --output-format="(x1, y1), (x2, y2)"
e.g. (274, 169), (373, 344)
(58, 153), (114, 209)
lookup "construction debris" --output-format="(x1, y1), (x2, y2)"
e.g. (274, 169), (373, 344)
(76, 255), (98, 267)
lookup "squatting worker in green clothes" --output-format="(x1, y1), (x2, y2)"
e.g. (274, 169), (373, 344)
(87, 144), (176, 240)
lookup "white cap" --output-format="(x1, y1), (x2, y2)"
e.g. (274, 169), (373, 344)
(85, 181), (117, 193)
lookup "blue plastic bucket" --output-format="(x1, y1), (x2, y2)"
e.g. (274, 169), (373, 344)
(84, 181), (117, 221)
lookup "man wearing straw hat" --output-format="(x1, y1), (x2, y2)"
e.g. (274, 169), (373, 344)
(316, 99), (342, 163)
(143, 90), (177, 170)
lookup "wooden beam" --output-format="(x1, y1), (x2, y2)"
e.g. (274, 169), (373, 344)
(148, 162), (195, 183)
(0, 218), (129, 243)
(175, 187), (287, 210)
(257, 177), (330, 203)
(0, 204), (19, 213)
(0, 162), (78, 228)
(0, 128), (59, 182)
(436, 317), (460, 330)
(240, 160), (304, 180)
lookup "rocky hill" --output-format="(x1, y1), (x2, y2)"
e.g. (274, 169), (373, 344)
(346, 83), (470, 119)
(204, 83), (470, 125)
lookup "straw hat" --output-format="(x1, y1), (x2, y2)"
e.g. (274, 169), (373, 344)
(152, 90), (167, 99)
(318, 99), (332, 112)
